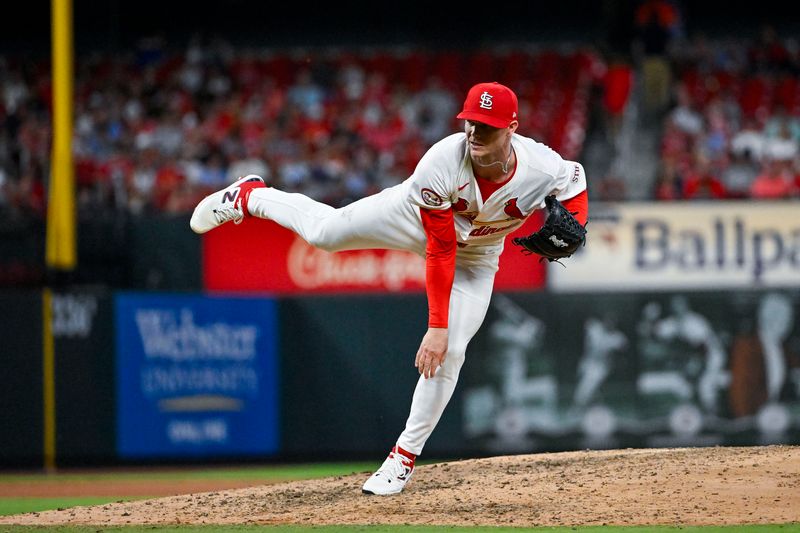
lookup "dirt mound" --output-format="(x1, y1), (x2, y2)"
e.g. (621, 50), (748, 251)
(3, 446), (799, 527)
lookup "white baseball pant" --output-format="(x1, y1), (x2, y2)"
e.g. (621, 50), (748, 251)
(248, 186), (497, 455)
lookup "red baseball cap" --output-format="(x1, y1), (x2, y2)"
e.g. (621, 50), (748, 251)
(456, 82), (518, 128)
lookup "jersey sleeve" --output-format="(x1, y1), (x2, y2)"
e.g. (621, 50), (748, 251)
(419, 208), (456, 328)
(405, 144), (455, 211)
(551, 160), (588, 202)
(561, 188), (588, 226)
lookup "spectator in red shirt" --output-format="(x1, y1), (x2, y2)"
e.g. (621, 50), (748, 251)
(750, 160), (796, 199)
(795, 164), (800, 193)
(682, 158), (728, 199)
(153, 162), (185, 211)
(602, 53), (634, 140)
(360, 104), (407, 154)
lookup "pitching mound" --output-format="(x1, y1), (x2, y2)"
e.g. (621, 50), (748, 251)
(3, 446), (799, 527)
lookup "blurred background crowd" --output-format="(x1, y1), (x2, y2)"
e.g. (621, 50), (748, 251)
(2, 0), (800, 221)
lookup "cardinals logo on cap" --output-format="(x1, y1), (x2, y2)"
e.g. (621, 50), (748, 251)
(456, 82), (519, 129)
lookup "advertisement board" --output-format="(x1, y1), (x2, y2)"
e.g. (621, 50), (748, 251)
(115, 293), (279, 458)
(203, 217), (545, 294)
(0, 291), (43, 466)
(460, 289), (800, 453)
(53, 289), (116, 464)
(549, 201), (800, 291)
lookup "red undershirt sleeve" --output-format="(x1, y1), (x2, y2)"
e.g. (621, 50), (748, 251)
(561, 189), (589, 226)
(419, 207), (457, 329)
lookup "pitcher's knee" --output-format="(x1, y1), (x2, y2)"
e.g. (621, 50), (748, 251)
(305, 228), (343, 252)
(307, 235), (335, 251)
(441, 349), (466, 375)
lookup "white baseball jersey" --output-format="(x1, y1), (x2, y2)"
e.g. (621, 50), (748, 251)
(404, 132), (587, 255)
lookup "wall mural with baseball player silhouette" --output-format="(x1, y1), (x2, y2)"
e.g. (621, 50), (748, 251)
(461, 289), (800, 453)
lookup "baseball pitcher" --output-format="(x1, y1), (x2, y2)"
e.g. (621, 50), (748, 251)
(190, 82), (589, 495)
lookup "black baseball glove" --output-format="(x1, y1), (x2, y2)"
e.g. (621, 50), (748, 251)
(512, 195), (587, 262)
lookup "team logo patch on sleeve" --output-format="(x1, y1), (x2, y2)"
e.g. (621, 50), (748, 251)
(421, 188), (444, 207)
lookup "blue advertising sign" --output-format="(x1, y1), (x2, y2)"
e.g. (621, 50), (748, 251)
(116, 293), (279, 458)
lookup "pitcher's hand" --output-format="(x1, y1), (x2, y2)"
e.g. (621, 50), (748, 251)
(415, 327), (448, 379)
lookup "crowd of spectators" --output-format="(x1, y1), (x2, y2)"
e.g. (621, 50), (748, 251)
(4, 27), (799, 221)
(653, 25), (800, 200)
(0, 36), (595, 220)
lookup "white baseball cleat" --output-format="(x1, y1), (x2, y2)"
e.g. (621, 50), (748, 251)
(362, 447), (415, 495)
(190, 174), (265, 234)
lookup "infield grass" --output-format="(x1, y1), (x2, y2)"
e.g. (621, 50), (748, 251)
(0, 462), (376, 484)
(0, 524), (799, 532)
(0, 462), (376, 517)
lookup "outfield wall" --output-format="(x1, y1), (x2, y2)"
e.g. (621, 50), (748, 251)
(0, 292), (44, 467)
(1, 200), (797, 466)
(1, 287), (799, 467)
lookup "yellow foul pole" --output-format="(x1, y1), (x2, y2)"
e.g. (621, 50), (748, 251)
(45, 0), (76, 471)
(42, 288), (56, 471)
(47, 0), (76, 270)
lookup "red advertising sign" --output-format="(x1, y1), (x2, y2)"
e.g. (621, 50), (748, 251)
(203, 215), (545, 294)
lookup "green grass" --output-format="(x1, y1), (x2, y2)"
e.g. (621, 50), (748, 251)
(0, 525), (798, 532)
(0, 463), (377, 484)
(0, 462), (378, 517)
